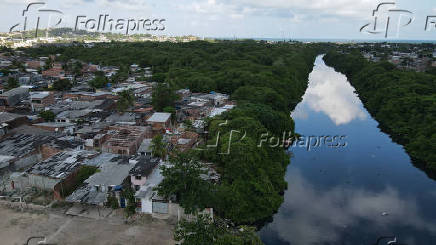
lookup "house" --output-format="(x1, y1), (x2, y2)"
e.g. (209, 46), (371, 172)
(105, 112), (137, 125)
(66, 153), (135, 206)
(0, 133), (84, 171)
(55, 109), (94, 123)
(0, 134), (53, 170)
(129, 156), (160, 191)
(25, 60), (45, 69)
(134, 161), (214, 219)
(42, 63), (65, 78)
(30, 91), (55, 112)
(102, 126), (152, 155)
(33, 122), (76, 134)
(0, 87), (29, 106)
(26, 150), (97, 200)
(137, 138), (153, 156)
(63, 92), (115, 101)
(134, 161), (165, 214)
(209, 104), (235, 118)
(0, 112), (28, 136)
(170, 131), (199, 152)
(146, 112), (171, 132)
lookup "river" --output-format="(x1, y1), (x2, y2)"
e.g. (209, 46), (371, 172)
(259, 55), (436, 245)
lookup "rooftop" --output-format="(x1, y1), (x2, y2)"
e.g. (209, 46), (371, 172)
(146, 112), (171, 123)
(0, 87), (28, 97)
(0, 134), (52, 158)
(66, 154), (135, 205)
(34, 122), (75, 128)
(30, 91), (51, 100)
(0, 112), (26, 124)
(129, 156), (160, 176)
(27, 150), (97, 179)
(138, 138), (152, 154)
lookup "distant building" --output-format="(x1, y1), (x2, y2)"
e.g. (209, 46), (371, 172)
(146, 112), (171, 132)
(63, 92), (115, 101)
(30, 91), (55, 112)
(42, 63), (65, 78)
(102, 126), (152, 155)
(0, 87), (29, 106)
(33, 122), (76, 134)
(0, 112), (28, 136)
(25, 60), (45, 69)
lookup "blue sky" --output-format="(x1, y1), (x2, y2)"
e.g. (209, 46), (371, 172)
(0, 0), (435, 40)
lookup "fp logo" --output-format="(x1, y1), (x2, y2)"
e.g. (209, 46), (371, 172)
(9, 2), (63, 38)
(360, 2), (414, 38)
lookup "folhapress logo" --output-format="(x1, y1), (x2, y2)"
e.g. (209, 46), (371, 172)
(360, 2), (414, 38)
(9, 2), (63, 37)
(360, 2), (436, 38)
(9, 2), (166, 37)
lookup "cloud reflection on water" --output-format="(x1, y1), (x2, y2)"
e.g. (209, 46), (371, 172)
(292, 56), (367, 125)
(267, 169), (436, 245)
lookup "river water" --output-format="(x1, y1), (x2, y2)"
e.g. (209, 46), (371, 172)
(259, 55), (436, 245)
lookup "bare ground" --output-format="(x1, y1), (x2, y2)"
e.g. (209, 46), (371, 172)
(0, 206), (175, 245)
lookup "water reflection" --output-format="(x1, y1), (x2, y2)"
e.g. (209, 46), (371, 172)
(292, 56), (367, 125)
(265, 170), (436, 245)
(260, 56), (436, 245)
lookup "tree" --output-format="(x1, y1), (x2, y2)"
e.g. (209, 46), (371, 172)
(39, 110), (55, 121)
(53, 79), (72, 91)
(152, 83), (178, 111)
(155, 151), (211, 214)
(39, 110), (55, 122)
(150, 134), (167, 158)
(111, 65), (128, 84)
(116, 89), (135, 112)
(122, 186), (136, 217)
(5, 77), (19, 90)
(44, 57), (53, 70)
(163, 106), (176, 121)
(175, 215), (263, 245)
(88, 75), (107, 89)
(72, 61), (83, 77)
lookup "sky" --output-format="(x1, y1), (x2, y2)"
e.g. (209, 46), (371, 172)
(0, 0), (435, 40)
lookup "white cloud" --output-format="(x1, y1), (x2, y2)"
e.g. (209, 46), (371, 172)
(292, 56), (367, 125)
(266, 169), (436, 244)
(233, 0), (380, 18)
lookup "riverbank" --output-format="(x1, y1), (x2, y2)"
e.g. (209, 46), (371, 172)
(323, 51), (436, 177)
(260, 55), (436, 245)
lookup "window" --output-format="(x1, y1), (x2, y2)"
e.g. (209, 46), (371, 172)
(135, 185), (140, 191)
(135, 176), (142, 180)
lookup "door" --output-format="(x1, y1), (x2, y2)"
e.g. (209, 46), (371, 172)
(120, 197), (126, 208)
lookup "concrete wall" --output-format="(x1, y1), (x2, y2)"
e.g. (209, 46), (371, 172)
(28, 174), (60, 191)
(141, 198), (152, 213)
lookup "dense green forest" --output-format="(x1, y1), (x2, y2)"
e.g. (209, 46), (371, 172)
(324, 51), (436, 176)
(23, 41), (318, 236)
